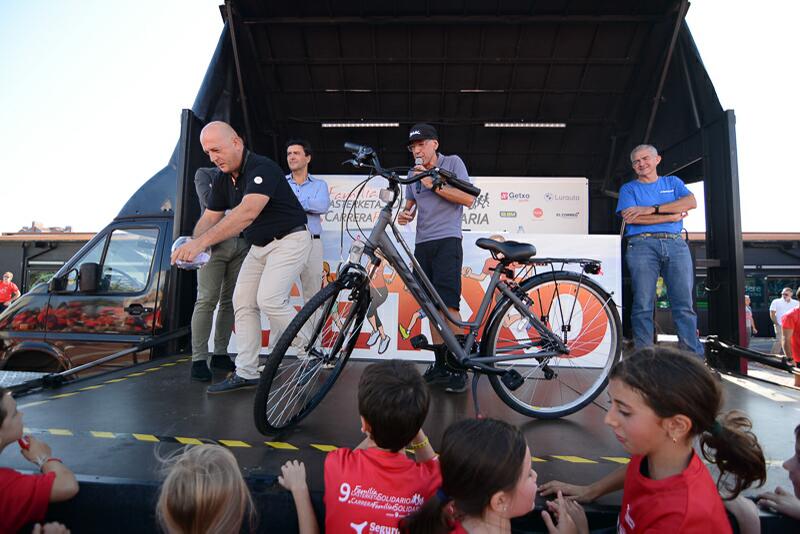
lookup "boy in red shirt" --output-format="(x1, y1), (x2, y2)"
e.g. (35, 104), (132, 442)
(278, 360), (440, 534)
(1, 387), (79, 532)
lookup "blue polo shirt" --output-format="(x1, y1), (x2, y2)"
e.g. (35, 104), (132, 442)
(405, 153), (471, 244)
(616, 175), (692, 237)
(285, 174), (330, 236)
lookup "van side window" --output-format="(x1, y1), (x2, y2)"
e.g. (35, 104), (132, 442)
(65, 237), (107, 291)
(100, 228), (159, 293)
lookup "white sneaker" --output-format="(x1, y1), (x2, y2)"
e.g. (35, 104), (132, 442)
(367, 330), (380, 346)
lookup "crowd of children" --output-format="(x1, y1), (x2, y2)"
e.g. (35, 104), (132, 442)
(3, 346), (800, 533)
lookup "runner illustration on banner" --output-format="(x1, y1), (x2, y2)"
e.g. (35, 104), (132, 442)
(365, 251), (397, 354)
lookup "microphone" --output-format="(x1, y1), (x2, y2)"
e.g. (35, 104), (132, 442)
(414, 157), (423, 167)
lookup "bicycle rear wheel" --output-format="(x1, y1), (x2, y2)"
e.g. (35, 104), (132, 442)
(253, 274), (369, 434)
(483, 271), (621, 419)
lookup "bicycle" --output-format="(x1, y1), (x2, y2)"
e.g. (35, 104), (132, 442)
(253, 143), (622, 434)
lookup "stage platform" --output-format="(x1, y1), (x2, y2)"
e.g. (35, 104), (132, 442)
(5, 354), (799, 532)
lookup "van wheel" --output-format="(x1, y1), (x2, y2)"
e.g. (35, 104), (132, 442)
(4, 352), (64, 373)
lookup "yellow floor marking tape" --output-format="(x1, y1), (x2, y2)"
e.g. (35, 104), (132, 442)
(90, 431), (116, 439)
(601, 457), (630, 464)
(175, 437), (204, 445)
(50, 392), (79, 399)
(551, 455), (598, 464)
(144, 368), (161, 372)
(266, 441), (299, 450)
(126, 372), (147, 377)
(104, 378), (127, 383)
(531, 456), (547, 462)
(48, 429), (73, 436)
(79, 385), (105, 391)
(161, 363), (177, 367)
(132, 434), (160, 442)
(219, 440), (251, 448)
(310, 444), (338, 452)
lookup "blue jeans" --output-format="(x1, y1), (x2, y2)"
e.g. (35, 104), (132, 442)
(625, 235), (703, 356)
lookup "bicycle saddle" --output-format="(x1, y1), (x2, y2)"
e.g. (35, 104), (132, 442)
(475, 238), (536, 262)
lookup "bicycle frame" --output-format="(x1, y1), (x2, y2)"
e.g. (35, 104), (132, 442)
(343, 182), (566, 374)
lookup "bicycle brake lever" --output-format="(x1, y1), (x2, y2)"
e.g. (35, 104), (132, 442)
(341, 158), (360, 167)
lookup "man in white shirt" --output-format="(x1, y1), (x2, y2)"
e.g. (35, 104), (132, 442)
(770, 287), (799, 354)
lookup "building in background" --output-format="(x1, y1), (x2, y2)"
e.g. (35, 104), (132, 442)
(0, 232), (95, 292)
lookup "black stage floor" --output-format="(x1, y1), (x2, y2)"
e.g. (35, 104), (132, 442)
(6, 354), (799, 532)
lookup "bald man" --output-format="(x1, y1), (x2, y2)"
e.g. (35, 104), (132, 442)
(172, 121), (312, 393)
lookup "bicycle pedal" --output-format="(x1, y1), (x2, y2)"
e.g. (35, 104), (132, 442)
(410, 334), (431, 350)
(501, 369), (524, 391)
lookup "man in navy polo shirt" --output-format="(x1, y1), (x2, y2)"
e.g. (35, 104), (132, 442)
(172, 121), (312, 392)
(616, 144), (702, 356)
(397, 123), (477, 392)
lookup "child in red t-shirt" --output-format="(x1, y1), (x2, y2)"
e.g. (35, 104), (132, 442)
(400, 418), (557, 534)
(540, 347), (767, 534)
(0, 387), (79, 533)
(278, 360), (440, 534)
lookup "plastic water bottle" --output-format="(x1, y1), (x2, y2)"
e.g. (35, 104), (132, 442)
(172, 236), (211, 270)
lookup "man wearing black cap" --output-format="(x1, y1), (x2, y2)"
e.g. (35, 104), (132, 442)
(397, 123), (477, 393)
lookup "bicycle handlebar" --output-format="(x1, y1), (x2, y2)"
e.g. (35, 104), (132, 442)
(343, 142), (481, 197)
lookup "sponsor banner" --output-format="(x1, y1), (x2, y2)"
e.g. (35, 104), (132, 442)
(319, 175), (588, 234)
(215, 231), (621, 363)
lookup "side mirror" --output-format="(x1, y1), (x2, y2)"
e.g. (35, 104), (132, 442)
(49, 270), (76, 292)
(79, 263), (100, 292)
(49, 274), (66, 292)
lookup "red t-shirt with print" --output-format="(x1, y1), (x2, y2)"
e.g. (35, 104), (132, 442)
(324, 447), (441, 533)
(0, 281), (19, 304)
(0, 468), (56, 533)
(618, 453), (732, 534)
(781, 307), (800, 363)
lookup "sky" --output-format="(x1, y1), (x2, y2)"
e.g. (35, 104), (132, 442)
(1, 1), (797, 233)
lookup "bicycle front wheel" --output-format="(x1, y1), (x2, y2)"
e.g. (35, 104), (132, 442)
(253, 274), (369, 434)
(483, 271), (621, 419)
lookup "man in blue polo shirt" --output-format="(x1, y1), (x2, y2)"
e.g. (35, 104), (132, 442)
(397, 123), (477, 392)
(616, 144), (702, 356)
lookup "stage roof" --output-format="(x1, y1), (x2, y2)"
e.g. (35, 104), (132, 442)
(208, 0), (723, 196)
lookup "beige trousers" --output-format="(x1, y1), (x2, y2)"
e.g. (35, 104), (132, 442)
(232, 231), (312, 379)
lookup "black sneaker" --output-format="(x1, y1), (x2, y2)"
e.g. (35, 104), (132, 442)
(190, 360), (212, 382)
(423, 363), (451, 386)
(207, 373), (259, 394)
(210, 354), (235, 371)
(444, 371), (468, 394)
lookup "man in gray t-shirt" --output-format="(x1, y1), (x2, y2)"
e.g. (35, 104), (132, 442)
(397, 123), (477, 393)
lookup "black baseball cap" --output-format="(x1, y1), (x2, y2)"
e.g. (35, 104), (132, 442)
(408, 123), (438, 143)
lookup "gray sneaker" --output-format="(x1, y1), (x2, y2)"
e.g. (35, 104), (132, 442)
(207, 373), (259, 394)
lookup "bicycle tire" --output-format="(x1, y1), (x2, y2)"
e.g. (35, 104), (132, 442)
(482, 271), (621, 419)
(253, 275), (370, 434)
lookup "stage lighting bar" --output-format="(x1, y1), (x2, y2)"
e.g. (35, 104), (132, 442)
(321, 122), (400, 128)
(484, 122), (566, 128)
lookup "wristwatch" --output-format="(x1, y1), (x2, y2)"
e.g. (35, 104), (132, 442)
(653, 204), (660, 214)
